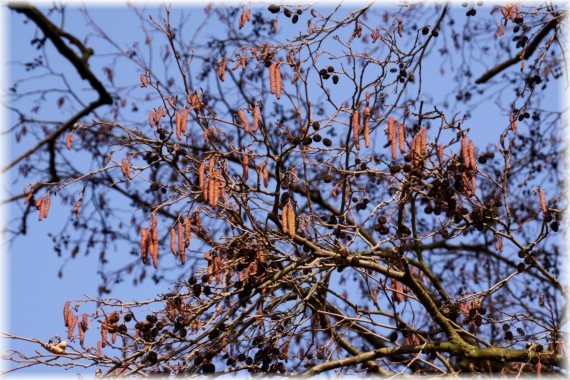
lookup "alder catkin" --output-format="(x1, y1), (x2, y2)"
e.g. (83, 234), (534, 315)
(149, 110), (155, 128)
(269, 63), (276, 94)
(363, 107), (371, 148)
(352, 111), (361, 151)
(468, 140), (476, 169)
(199, 162), (206, 189)
(238, 108), (250, 132)
(253, 106), (260, 133)
(420, 128), (427, 156)
(63, 301), (70, 327)
(181, 108), (189, 135)
(287, 204), (296, 238)
(263, 163), (269, 188)
(398, 122), (406, 153)
(538, 188), (547, 214)
(66, 132), (74, 150)
(97, 340), (103, 357)
(178, 222), (185, 259)
(141, 228), (149, 265)
(437, 144), (444, 167)
(184, 216), (192, 248)
(388, 116), (396, 159)
(243, 152), (249, 181)
(170, 225), (177, 256)
(68, 314), (78, 340)
(282, 204), (289, 236)
(218, 58), (227, 81)
(175, 110), (182, 140)
(461, 137), (469, 167)
(275, 64), (282, 100)
(101, 324), (108, 348)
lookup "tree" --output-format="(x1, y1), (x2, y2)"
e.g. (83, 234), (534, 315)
(2, 2), (567, 377)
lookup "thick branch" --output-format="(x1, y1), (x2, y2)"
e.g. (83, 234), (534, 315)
(475, 14), (562, 84)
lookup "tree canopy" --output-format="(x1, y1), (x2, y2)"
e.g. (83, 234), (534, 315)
(2, 2), (567, 377)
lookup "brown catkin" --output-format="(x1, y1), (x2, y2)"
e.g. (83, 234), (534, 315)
(388, 117), (396, 159)
(352, 110), (361, 150)
(392, 278), (403, 303)
(68, 314), (78, 340)
(238, 108), (250, 132)
(461, 137), (469, 167)
(282, 204), (289, 235)
(256, 164), (263, 188)
(218, 58), (227, 81)
(269, 63), (276, 94)
(253, 106), (260, 133)
(79, 325), (85, 345)
(471, 175), (477, 195)
(111, 331), (117, 344)
(468, 140), (476, 169)
(121, 158), (131, 179)
(420, 128), (427, 156)
(437, 144), (444, 167)
(287, 204), (296, 238)
(181, 109), (189, 134)
(263, 163), (269, 188)
(275, 64), (282, 100)
(97, 340), (103, 357)
(176, 110), (182, 140)
(184, 216), (192, 248)
(199, 162), (206, 189)
(178, 222), (185, 259)
(412, 136), (420, 167)
(538, 188), (547, 214)
(44, 195), (51, 219)
(63, 301), (70, 327)
(398, 122), (406, 153)
(170, 225), (177, 256)
(66, 132), (74, 150)
(510, 112), (518, 134)
(149, 110), (155, 128)
(243, 152), (249, 181)
(141, 228), (149, 265)
(101, 324), (108, 348)
(363, 107), (371, 148)
(82, 313), (89, 331)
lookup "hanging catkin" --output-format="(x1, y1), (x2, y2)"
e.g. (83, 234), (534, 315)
(184, 216), (191, 248)
(468, 140), (476, 169)
(178, 222), (185, 260)
(275, 64), (282, 100)
(537, 188), (547, 214)
(363, 107), (371, 148)
(238, 108), (250, 132)
(242, 151), (249, 181)
(140, 228), (149, 264)
(437, 144), (444, 167)
(253, 106), (260, 133)
(198, 162), (206, 189)
(269, 63), (276, 94)
(181, 109), (189, 135)
(150, 217), (159, 269)
(461, 137), (469, 167)
(282, 203), (290, 236)
(388, 117), (397, 159)
(170, 225), (177, 256)
(218, 58), (227, 81)
(398, 122), (406, 153)
(352, 110), (361, 151)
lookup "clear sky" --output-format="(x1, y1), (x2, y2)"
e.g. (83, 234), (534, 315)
(1, 2), (566, 377)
